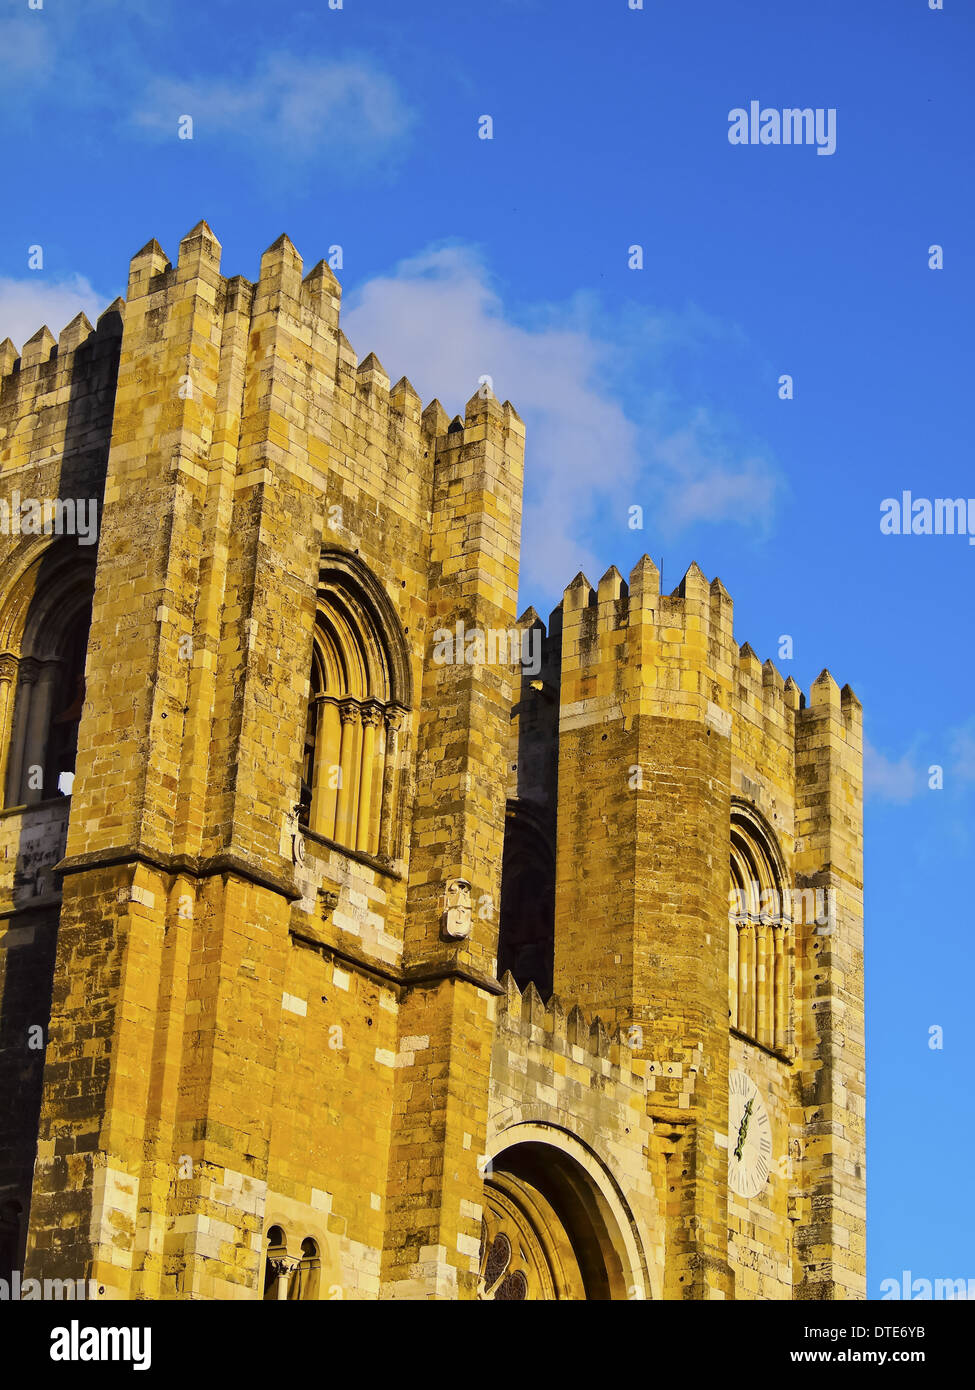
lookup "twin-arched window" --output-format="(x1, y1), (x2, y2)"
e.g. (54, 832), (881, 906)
(299, 554), (410, 861)
(729, 807), (790, 1053)
(262, 1226), (321, 1300)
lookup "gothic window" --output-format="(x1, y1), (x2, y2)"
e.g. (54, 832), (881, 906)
(478, 1189), (561, 1300)
(301, 554), (410, 860)
(0, 550), (94, 809)
(729, 807), (790, 1052)
(479, 1228), (529, 1300)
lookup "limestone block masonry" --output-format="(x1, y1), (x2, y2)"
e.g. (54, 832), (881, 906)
(0, 225), (864, 1300)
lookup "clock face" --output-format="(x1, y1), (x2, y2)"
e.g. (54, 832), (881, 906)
(728, 1070), (772, 1199)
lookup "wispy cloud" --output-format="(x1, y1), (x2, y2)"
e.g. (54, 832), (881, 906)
(342, 244), (781, 592)
(0, 2), (161, 86)
(646, 406), (780, 533)
(0, 11), (415, 175)
(864, 740), (923, 804)
(863, 718), (975, 805)
(0, 16), (54, 77)
(132, 54), (414, 167)
(0, 276), (106, 354)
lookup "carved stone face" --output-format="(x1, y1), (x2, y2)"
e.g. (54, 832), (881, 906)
(442, 878), (472, 939)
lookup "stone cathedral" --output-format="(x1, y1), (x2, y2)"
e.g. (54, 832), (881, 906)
(0, 225), (865, 1301)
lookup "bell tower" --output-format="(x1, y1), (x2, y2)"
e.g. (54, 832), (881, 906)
(546, 556), (864, 1298)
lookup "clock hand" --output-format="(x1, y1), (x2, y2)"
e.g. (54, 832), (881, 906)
(734, 1097), (754, 1160)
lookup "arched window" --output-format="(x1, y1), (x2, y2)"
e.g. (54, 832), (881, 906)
(301, 554), (410, 860)
(0, 548), (94, 809)
(729, 806), (790, 1052)
(262, 1225), (291, 1301)
(290, 1237), (321, 1301)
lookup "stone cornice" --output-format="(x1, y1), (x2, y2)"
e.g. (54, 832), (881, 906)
(54, 844), (302, 901)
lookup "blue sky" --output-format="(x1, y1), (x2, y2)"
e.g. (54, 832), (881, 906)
(1, 0), (972, 1296)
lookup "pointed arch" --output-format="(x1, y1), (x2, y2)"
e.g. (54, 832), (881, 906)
(0, 539), (96, 807)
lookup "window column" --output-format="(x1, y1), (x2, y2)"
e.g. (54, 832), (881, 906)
(0, 654), (19, 807)
(755, 922), (769, 1046)
(740, 922), (756, 1038)
(378, 705), (405, 859)
(310, 696), (342, 839)
(728, 904), (739, 1030)
(773, 925), (787, 1052)
(356, 702), (383, 855)
(334, 700), (361, 847)
(4, 658), (40, 806)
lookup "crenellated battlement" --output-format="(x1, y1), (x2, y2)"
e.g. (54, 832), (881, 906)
(425, 388), (525, 479)
(560, 555), (728, 661)
(496, 971), (647, 1081)
(0, 292), (123, 551)
(801, 666), (863, 724)
(550, 553), (858, 741)
(0, 297), (124, 400)
(2, 223), (523, 495)
(513, 602), (562, 680)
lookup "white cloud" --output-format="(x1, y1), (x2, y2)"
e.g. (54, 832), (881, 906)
(864, 722), (975, 804)
(0, 276), (106, 355)
(0, 4), (161, 91)
(863, 740), (921, 804)
(342, 244), (780, 592)
(133, 54), (414, 166)
(647, 407), (780, 534)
